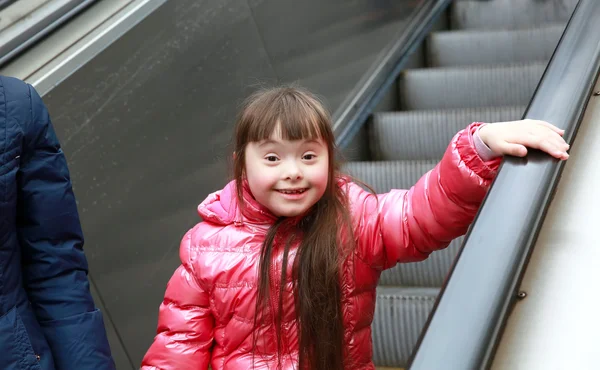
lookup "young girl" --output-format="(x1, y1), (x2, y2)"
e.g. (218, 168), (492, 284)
(141, 86), (569, 370)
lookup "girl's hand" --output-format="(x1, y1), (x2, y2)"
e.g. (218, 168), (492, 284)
(478, 119), (570, 160)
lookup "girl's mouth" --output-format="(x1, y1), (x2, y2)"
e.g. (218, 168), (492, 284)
(276, 188), (309, 200)
(276, 188), (307, 194)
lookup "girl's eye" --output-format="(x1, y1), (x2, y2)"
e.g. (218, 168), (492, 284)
(303, 154), (316, 160)
(266, 156), (279, 162)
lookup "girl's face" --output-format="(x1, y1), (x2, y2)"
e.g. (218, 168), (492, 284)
(244, 128), (329, 218)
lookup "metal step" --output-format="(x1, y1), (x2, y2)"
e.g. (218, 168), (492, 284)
(427, 24), (565, 67)
(398, 62), (546, 110)
(379, 237), (463, 287)
(372, 287), (439, 367)
(365, 1), (576, 367)
(450, 0), (579, 30)
(369, 106), (526, 160)
(344, 160), (437, 193)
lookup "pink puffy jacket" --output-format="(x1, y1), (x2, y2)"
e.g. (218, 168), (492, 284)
(142, 122), (500, 370)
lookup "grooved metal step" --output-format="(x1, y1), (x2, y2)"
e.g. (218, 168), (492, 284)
(398, 62), (546, 110)
(427, 24), (565, 67)
(380, 237), (463, 287)
(369, 106), (526, 160)
(451, 0), (579, 30)
(344, 160), (437, 193)
(373, 287), (439, 367)
(364, 1), (576, 368)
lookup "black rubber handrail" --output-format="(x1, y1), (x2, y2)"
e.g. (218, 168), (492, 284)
(332, 0), (452, 149)
(0, 0), (98, 67)
(408, 1), (600, 369)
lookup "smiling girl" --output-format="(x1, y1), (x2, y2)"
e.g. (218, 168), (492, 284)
(141, 86), (569, 370)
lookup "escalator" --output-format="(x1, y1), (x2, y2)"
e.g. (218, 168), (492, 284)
(340, 0), (579, 368)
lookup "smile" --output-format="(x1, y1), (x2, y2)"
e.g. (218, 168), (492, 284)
(276, 188), (308, 194)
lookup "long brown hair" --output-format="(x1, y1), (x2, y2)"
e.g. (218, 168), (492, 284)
(232, 85), (354, 370)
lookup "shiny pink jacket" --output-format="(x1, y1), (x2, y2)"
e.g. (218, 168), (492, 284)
(142, 122), (500, 370)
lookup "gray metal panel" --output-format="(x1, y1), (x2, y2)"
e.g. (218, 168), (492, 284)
(343, 160), (438, 193)
(249, 0), (425, 112)
(89, 279), (132, 368)
(333, 0), (453, 148)
(0, 0), (16, 11)
(398, 63), (546, 110)
(42, 0), (276, 364)
(370, 106), (525, 160)
(450, 0), (579, 30)
(0, 0), (97, 66)
(427, 24), (565, 67)
(380, 237), (462, 287)
(372, 287), (439, 368)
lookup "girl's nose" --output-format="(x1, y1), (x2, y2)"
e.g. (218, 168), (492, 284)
(285, 162), (303, 180)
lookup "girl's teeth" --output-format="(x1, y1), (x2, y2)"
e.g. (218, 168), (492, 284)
(281, 189), (304, 194)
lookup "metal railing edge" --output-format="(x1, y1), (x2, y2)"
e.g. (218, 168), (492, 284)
(332, 0), (453, 149)
(0, 0), (98, 67)
(408, 1), (600, 368)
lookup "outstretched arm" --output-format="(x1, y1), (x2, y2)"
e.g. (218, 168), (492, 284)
(17, 84), (115, 369)
(350, 119), (569, 270)
(349, 122), (500, 270)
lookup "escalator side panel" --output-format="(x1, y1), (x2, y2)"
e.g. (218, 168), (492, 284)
(492, 79), (600, 369)
(41, 1), (277, 363)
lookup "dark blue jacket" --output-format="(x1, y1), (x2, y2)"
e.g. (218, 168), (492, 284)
(0, 76), (115, 369)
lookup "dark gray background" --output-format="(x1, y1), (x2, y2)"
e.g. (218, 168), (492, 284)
(40, 0), (423, 367)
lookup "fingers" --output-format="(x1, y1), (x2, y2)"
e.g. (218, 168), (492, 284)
(501, 142), (528, 157)
(483, 119), (570, 160)
(520, 121), (570, 159)
(529, 119), (565, 136)
(535, 138), (569, 159)
(524, 136), (569, 159)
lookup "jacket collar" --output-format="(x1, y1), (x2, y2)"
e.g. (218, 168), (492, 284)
(197, 180), (277, 227)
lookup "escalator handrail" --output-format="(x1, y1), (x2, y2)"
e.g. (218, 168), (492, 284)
(332, 0), (452, 149)
(0, 0), (98, 67)
(0, 0), (17, 12)
(408, 1), (600, 368)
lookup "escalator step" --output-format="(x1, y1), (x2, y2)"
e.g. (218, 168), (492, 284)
(372, 287), (439, 368)
(398, 62), (546, 110)
(369, 106), (526, 161)
(344, 159), (437, 193)
(427, 24), (564, 68)
(379, 237), (463, 287)
(451, 0), (579, 30)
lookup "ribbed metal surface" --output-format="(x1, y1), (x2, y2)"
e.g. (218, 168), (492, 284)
(370, 106), (525, 160)
(451, 0), (579, 30)
(380, 236), (463, 287)
(344, 160), (437, 193)
(427, 24), (565, 67)
(398, 62), (546, 110)
(357, 0), (576, 368)
(409, 0), (600, 367)
(372, 287), (439, 367)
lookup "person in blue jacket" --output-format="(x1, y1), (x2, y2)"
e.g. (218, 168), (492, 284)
(0, 75), (115, 369)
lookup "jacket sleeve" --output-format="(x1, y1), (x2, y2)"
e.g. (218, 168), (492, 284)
(141, 228), (214, 370)
(16, 85), (115, 369)
(349, 122), (501, 270)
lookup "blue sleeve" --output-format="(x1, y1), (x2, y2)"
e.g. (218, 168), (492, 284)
(16, 84), (116, 370)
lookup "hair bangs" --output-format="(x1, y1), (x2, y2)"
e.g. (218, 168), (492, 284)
(240, 87), (330, 144)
